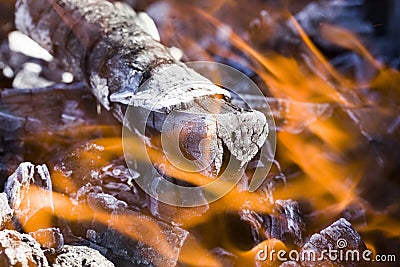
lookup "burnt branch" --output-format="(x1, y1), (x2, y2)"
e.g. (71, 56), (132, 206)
(15, 0), (269, 176)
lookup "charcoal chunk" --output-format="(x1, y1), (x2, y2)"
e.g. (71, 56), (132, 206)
(85, 192), (188, 267)
(273, 200), (305, 246)
(86, 192), (128, 213)
(30, 228), (64, 251)
(300, 218), (368, 267)
(239, 199), (305, 246)
(86, 220), (188, 267)
(49, 245), (114, 267)
(0, 192), (13, 229)
(4, 162), (53, 230)
(54, 143), (107, 188)
(147, 175), (209, 226)
(99, 160), (147, 210)
(0, 229), (49, 266)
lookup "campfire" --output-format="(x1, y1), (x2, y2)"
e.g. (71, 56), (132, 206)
(0, 0), (399, 266)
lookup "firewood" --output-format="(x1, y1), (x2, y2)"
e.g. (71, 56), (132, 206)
(15, 0), (269, 177)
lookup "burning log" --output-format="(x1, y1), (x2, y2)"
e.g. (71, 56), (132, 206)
(15, 0), (269, 177)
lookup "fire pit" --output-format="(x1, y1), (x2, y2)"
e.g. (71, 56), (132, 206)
(0, 0), (399, 266)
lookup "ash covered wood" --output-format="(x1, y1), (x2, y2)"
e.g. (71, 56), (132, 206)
(15, 0), (269, 177)
(278, 218), (369, 267)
